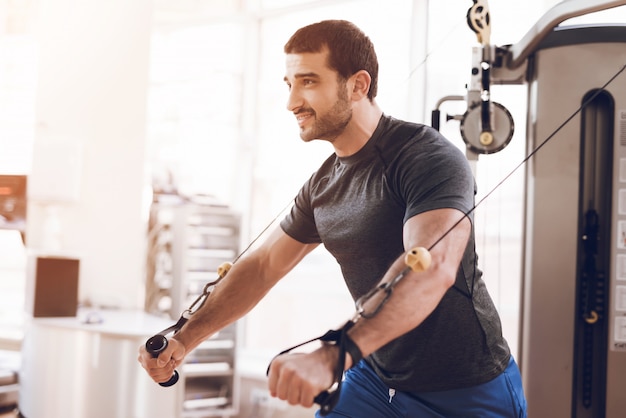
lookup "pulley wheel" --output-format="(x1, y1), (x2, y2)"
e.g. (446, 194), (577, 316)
(460, 101), (514, 154)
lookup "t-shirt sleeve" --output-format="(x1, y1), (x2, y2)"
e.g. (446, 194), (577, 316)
(397, 130), (476, 224)
(280, 177), (322, 244)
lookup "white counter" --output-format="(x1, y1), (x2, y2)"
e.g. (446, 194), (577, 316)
(19, 309), (182, 418)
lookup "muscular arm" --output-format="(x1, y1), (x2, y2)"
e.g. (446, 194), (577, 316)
(347, 207), (470, 359)
(267, 207), (471, 406)
(138, 226), (318, 383)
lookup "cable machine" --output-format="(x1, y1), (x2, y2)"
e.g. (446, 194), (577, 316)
(435, 1), (626, 416)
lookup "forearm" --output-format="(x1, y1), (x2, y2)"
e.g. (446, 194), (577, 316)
(346, 253), (455, 363)
(170, 228), (318, 356)
(172, 256), (276, 354)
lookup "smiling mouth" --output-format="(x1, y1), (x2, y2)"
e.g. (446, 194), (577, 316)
(295, 112), (313, 127)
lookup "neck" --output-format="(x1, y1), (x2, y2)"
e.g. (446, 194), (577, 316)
(332, 101), (383, 157)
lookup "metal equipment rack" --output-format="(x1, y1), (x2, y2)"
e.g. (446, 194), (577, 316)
(146, 198), (241, 418)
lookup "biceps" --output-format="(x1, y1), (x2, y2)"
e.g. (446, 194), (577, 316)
(256, 227), (319, 280)
(403, 208), (471, 272)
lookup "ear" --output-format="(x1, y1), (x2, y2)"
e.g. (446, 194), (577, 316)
(350, 70), (372, 101)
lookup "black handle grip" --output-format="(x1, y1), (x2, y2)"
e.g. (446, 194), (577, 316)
(145, 334), (179, 387)
(431, 109), (441, 131)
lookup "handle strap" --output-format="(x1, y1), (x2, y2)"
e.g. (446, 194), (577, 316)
(266, 320), (363, 416)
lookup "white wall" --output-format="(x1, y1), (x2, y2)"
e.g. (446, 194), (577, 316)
(25, 0), (154, 309)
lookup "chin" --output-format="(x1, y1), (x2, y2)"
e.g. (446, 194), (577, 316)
(298, 130), (315, 142)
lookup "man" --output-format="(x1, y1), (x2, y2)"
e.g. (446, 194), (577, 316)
(139, 20), (527, 417)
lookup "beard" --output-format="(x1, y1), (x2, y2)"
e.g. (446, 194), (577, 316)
(299, 85), (352, 142)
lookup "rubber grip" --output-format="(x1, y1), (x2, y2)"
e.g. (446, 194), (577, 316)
(145, 334), (179, 387)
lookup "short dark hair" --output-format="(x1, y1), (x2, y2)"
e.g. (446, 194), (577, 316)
(284, 20), (379, 101)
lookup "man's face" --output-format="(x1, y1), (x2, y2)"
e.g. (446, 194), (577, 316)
(284, 49), (352, 142)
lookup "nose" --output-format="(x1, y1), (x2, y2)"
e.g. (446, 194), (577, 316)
(286, 87), (303, 113)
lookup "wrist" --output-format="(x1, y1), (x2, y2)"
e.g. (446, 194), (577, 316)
(319, 331), (363, 370)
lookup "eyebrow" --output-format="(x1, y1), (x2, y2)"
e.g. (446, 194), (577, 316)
(283, 72), (321, 83)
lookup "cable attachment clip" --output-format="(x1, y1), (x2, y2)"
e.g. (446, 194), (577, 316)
(184, 261), (233, 317)
(354, 247), (432, 320)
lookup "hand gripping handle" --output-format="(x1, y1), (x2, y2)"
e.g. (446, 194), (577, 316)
(145, 334), (179, 387)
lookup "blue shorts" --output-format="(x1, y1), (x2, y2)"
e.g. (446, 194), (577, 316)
(315, 357), (527, 418)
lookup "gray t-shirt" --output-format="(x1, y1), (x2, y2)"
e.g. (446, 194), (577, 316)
(280, 114), (510, 392)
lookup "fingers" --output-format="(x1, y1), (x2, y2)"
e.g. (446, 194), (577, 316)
(268, 356), (312, 407)
(267, 352), (331, 408)
(169, 338), (187, 364)
(150, 359), (178, 384)
(137, 342), (179, 384)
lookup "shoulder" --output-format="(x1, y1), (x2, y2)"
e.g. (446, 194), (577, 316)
(376, 116), (466, 171)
